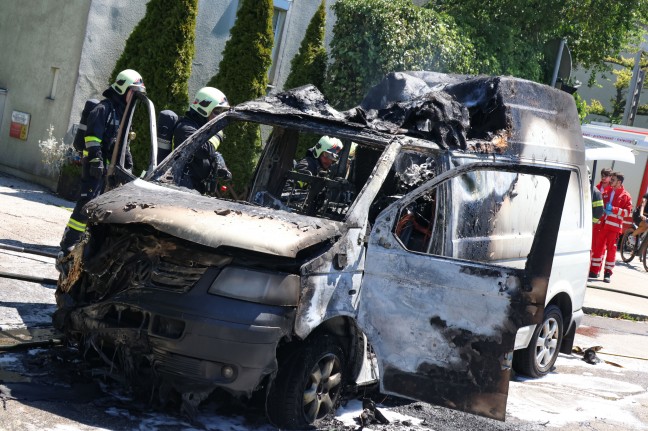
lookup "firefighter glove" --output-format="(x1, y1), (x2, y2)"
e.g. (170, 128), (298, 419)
(212, 153), (231, 180)
(217, 168), (232, 181)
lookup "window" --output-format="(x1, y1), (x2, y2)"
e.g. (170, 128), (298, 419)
(393, 169), (551, 267)
(268, 1), (291, 85)
(249, 126), (383, 221)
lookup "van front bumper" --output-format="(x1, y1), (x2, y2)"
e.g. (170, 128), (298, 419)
(66, 286), (296, 396)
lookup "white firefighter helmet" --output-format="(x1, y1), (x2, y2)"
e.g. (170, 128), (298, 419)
(190, 87), (230, 117)
(313, 136), (343, 160)
(112, 69), (145, 95)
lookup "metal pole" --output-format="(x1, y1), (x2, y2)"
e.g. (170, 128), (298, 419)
(0, 243), (58, 258)
(551, 39), (566, 87)
(0, 271), (57, 285)
(591, 160), (598, 195)
(622, 50), (642, 125)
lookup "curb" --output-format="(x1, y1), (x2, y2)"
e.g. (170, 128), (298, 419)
(583, 307), (648, 322)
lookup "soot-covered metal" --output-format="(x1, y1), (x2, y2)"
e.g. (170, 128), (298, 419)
(54, 70), (583, 428)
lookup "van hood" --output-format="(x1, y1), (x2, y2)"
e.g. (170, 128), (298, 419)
(85, 180), (343, 258)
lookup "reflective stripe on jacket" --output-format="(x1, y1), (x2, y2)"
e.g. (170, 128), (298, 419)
(592, 187), (604, 223)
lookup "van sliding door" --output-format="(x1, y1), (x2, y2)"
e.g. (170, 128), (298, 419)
(357, 163), (570, 420)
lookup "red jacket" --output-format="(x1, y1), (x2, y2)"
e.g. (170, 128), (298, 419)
(600, 185), (633, 233)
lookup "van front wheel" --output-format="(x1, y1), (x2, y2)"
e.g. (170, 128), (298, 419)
(266, 335), (346, 429)
(513, 305), (564, 378)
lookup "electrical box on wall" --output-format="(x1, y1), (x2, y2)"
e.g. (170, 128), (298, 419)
(0, 89), (6, 136)
(10, 110), (30, 140)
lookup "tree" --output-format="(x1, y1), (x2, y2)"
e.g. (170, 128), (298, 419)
(111, 0), (198, 175)
(284, 1), (328, 91)
(208, 0), (274, 194)
(326, 0), (476, 110)
(587, 58), (648, 124)
(427, 0), (648, 82)
(588, 68), (633, 124)
(284, 1), (328, 158)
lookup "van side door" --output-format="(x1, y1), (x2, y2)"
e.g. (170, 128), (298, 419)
(357, 162), (571, 420)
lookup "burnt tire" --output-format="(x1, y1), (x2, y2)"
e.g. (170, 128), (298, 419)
(513, 305), (564, 378)
(620, 230), (637, 263)
(266, 335), (346, 429)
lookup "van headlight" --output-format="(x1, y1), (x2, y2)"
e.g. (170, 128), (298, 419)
(207, 267), (300, 306)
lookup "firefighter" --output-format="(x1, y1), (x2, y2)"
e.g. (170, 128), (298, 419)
(589, 172), (633, 282)
(294, 136), (344, 176)
(58, 69), (145, 265)
(175, 87), (232, 194)
(590, 169), (604, 224)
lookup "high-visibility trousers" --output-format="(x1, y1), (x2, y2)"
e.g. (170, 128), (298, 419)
(590, 227), (620, 276)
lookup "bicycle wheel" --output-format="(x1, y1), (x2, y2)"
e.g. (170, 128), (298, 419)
(641, 238), (648, 271)
(620, 230), (636, 263)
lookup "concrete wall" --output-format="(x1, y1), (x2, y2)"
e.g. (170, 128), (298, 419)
(0, 0), (91, 189)
(0, 0), (338, 189)
(189, 0), (338, 99)
(188, 0), (238, 97)
(70, 0), (147, 143)
(271, 0), (337, 92)
(71, 0), (336, 145)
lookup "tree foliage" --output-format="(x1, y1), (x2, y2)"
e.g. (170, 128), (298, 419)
(284, 1), (328, 159)
(589, 54), (648, 122)
(208, 0), (273, 194)
(111, 0), (198, 174)
(427, 0), (648, 82)
(284, 0), (328, 91)
(325, 0), (477, 110)
(588, 67), (633, 124)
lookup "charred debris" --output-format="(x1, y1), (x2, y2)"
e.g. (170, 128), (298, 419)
(252, 71), (512, 154)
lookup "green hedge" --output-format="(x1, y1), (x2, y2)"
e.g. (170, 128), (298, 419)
(284, 0), (328, 159)
(111, 0), (198, 175)
(284, 1), (327, 91)
(208, 0), (274, 194)
(325, 0), (477, 110)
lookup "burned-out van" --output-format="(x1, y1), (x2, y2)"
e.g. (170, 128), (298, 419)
(55, 72), (590, 429)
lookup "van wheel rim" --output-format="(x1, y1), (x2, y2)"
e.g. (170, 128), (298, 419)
(302, 353), (342, 423)
(535, 317), (559, 369)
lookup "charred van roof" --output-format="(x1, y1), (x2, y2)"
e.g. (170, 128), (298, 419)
(229, 71), (584, 163)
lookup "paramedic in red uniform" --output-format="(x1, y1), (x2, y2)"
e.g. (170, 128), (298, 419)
(589, 172), (633, 283)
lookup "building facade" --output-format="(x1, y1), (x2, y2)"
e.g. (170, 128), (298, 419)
(0, 0), (336, 190)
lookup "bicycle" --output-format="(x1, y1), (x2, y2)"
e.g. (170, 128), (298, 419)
(620, 226), (648, 267)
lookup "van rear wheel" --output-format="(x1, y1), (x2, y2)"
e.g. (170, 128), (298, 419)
(513, 305), (563, 378)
